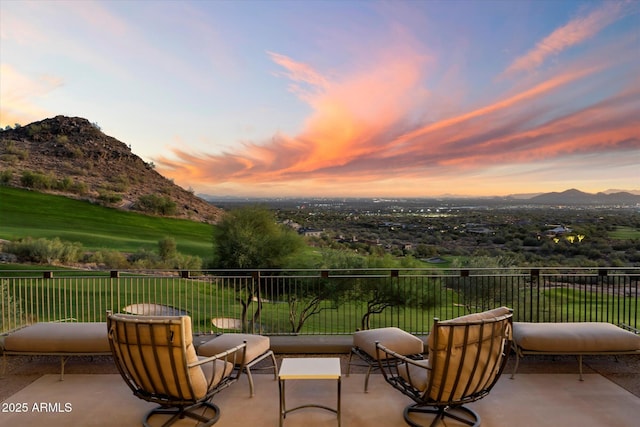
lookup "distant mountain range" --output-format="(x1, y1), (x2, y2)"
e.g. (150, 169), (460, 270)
(202, 189), (640, 207)
(2, 116), (638, 212)
(523, 189), (640, 205)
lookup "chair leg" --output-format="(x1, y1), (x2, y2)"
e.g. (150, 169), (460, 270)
(364, 364), (373, 393)
(348, 347), (377, 392)
(244, 350), (277, 397)
(144, 401), (221, 427)
(404, 404), (480, 427)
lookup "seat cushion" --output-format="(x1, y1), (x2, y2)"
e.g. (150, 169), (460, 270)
(399, 359), (430, 392)
(3, 322), (110, 353)
(353, 327), (424, 359)
(200, 357), (234, 388)
(513, 322), (640, 353)
(198, 334), (270, 364)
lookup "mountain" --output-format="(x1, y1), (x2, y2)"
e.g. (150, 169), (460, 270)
(0, 116), (222, 222)
(527, 188), (640, 205)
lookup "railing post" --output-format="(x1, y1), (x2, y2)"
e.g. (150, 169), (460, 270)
(529, 269), (540, 323)
(181, 270), (190, 279)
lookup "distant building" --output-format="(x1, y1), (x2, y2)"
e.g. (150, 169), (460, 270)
(299, 228), (323, 237)
(545, 225), (572, 237)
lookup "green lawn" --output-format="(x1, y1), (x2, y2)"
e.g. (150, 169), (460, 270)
(0, 186), (214, 257)
(610, 226), (640, 240)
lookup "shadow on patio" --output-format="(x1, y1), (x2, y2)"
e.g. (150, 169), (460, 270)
(1, 354), (639, 426)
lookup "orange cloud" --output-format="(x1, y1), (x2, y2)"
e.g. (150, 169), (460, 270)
(156, 29), (638, 197)
(0, 64), (61, 127)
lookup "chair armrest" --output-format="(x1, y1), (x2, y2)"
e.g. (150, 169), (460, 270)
(376, 341), (430, 397)
(190, 342), (247, 369)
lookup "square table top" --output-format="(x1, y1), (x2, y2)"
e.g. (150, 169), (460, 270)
(278, 357), (341, 380)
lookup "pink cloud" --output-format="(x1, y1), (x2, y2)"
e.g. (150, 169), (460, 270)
(502, 2), (631, 77)
(0, 64), (62, 127)
(156, 31), (638, 196)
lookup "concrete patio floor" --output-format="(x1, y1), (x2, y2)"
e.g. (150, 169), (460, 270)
(2, 354), (640, 426)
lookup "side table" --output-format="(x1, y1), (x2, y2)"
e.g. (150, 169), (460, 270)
(278, 357), (341, 427)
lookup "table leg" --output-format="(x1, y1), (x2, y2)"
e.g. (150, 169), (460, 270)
(279, 378), (285, 427)
(337, 377), (341, 427)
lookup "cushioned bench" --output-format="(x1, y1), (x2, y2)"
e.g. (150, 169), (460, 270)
(511, 322), (640, 380)
(1, 322), (111, 380)
(347, 327), (425, 392)
(197, 333), (277, 397)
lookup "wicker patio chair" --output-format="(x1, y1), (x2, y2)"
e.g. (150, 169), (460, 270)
(107, 312), (247, 427)
(375, 307), (513, 427)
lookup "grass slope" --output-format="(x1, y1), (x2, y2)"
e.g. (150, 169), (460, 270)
(0, 187), (214, 257)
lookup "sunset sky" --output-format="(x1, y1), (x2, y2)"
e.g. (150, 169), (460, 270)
(1, 0), (638, 198)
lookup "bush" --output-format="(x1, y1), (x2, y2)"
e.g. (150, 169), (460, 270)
(98, 190), (123, 204)
(88, 249), (130, 269)
(20, 171), (53, 189)
(5, 237), (83, 264)
(158, 237), (177, 261)
(0, 169), (12, 185)
(135, 194), (177, 216)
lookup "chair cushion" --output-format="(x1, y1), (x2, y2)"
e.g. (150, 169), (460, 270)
(199, 356), (234, 388)
(353, 327), (424, 359)
(3, 322), (110, 353)
(198, 333), (270, 364)
(438, 306), (512, 325)
(109, 314), (209, 400)
(513, 322), (640, 352)
(427, 307), (511, 401)
(399, 359), (431, 392)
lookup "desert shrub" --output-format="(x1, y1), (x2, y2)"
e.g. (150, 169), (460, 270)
(158, 237), (177, 261)
(4, 141), (29, 160)
(0, 169), (12, 185)
(129, 248), (161, 269)
(5, 237), (83, 264)
(20, 171), (53, 189)
(55, 176), (73, 191)
(135, 194), (177, 216)
(108, 174), (130, 192)
(169, 253), (202, 270)
(88, 249), (130, 269)
(71, 181), (88, 195)
(98, 190), (122, 204)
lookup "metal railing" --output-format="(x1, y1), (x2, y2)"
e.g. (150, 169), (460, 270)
(1, 268), (638, 335)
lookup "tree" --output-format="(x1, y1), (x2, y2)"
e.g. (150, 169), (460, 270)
(158, 237), (177, 261)
(448, 255), (519, 312)
(213, 205), (305, 331)
(283, 249), (365, 333)
(354, 255), (438, 330)
(213, 205), (303, 269)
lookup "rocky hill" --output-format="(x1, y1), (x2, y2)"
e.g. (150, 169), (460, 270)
(0, 116), (222, 223)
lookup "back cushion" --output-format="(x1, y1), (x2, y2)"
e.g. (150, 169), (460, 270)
(110, 314), (208, 400)
(426, 307), (511, 402)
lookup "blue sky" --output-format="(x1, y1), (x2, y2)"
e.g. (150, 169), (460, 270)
(1, 0), (638, 197)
